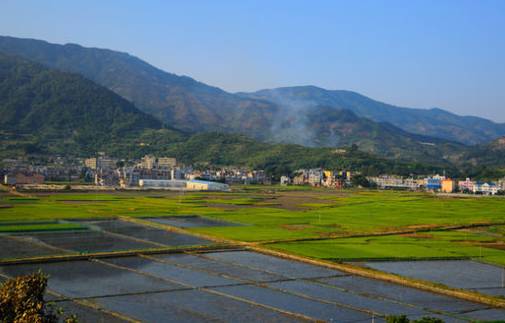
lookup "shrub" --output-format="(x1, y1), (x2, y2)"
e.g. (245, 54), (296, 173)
(386, 315), (444, 323)
(0, 271), (76, 323)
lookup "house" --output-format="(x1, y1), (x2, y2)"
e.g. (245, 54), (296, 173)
(186, 180), (230, 191)
(157, 157), (177, 168)
(292, 170), (308, 185)
(473, 182), (499, 195)
(139, 179), (186, 189)
(4, 172), (45, 185)
(84, 158), (97, 170)
(441, 179), (457, 193)
(140, 155), (156, 170)
(458, 178), (475, 192)
(308, 169), (323, 187)
(425, 175), (445, 191)
(280, 176), (290, 186)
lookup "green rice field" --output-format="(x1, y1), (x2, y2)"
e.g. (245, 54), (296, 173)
(1, 187), (505, 266)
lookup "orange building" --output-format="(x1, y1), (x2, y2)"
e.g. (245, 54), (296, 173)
(441, 179), (457, 193)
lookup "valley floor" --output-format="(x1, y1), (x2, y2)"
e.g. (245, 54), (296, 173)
(1, 186), (505, 321)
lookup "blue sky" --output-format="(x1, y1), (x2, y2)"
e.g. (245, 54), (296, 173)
(1, 0), (505, 121)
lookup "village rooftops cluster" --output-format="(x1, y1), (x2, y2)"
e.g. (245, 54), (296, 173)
(2, 158), (505, 195)
(1, 155), (268, 191)
(367, 175), (505, 195)
(281, 169), (354, 188)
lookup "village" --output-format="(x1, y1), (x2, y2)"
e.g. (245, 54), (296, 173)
(1, 155), (505, 195)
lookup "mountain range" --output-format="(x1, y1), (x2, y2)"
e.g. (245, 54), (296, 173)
(1, 52), (444, 177)
(1, 36), (504, 147)
(0, 35), (504, 174)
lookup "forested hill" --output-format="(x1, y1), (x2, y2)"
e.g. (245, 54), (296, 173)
(2, 35), (503, 150)
(0, 52), (449, 176)
(0, 53), (164, 155)
(241, 86), (505, 145)
(0, 35), (276, 136)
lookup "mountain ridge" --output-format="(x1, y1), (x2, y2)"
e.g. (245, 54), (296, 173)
(240, 85), (505, 145)
(2, 35), (504, 146)
(0, 35), (502, 166)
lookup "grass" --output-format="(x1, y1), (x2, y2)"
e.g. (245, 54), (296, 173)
(2, 187), (505, 265)
(267, 231), (505, 265)
(0, 222), (86, 233)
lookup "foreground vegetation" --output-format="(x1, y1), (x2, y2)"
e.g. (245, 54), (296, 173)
(0, 272), (76, 322)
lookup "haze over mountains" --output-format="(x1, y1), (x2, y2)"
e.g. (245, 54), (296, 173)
(0, 35), (504, 172)
(2, 51), (429, 176)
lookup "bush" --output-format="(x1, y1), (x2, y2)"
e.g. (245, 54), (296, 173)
(386, 315), (444, 323)
(0, 271), (76, 323)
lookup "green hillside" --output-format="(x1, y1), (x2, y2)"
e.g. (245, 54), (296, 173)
(0, 53), (447, 177)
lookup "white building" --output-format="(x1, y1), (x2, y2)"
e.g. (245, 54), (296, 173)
(139, 179), (186, 189)
(280, 176), (291, 186)
(473, 182), (499, 195)
(138, 179), (229, 191)
(186, 180), (230, 191)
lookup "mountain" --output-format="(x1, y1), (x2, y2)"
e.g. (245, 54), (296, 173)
(240, 86), (505, 145)
(462, 136), (505, 168)
(0, 35), (276, 137)
(0, 36), (489, 165)
(264, 104), (465, 165)
(0, 52), (450, 176)
(2, 36), (503, 148)
(0, 53), (164, 155)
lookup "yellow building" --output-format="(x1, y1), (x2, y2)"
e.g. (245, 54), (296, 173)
(158, 157), (177, 168)
(441, 179), (456, 193)
(323, 170), (333, 178)
(84, 158), (97, 170)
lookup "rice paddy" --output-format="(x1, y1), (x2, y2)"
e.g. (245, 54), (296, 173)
(2, 187), (505, 321)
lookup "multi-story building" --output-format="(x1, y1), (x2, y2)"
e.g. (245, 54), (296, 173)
(140, 155), (156, 170)
(4, 172), (44, 185)
(308, 169), (323, 187)
(458, 178), (475, 192)
(84, 158), (97, 170)
(367, 176), (421, 190)
(157, 157), (177, 168)
(441, 179), (457, 193)
(473, 182), (499, 195)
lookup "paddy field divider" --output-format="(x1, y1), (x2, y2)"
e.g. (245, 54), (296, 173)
(119, 216), (505, 309)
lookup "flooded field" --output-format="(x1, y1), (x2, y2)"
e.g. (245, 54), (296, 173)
(1, 250), (504, 322)
(365, 260), (505, 297)
(1, 200), (505, 322)
(0, 218), (213, 261)
(147, 215), (242, 228)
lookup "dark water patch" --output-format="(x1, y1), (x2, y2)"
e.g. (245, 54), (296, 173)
(22, 230), (159, 253)
(0, 235), (69, 260)
(148, 215), (242, 228)
(94, 220), (211, 246)
(0, 260), (178, 298)
(94, 289), (302, 323)
(268, 280), (428, 317)
(318, 276), (486, 313)
(366, 260), (505, 290)
(103, 256), (238, 288)
(153, 253), (286, 282)
(211, 284), (371, 322)
(52, 300), (129, 323)
(462, 308), (505, 321)
(205, 251), (343, 279)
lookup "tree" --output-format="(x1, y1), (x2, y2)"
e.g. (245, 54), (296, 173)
(0, 271), (76, 323)
(351, 174), (374, 188)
